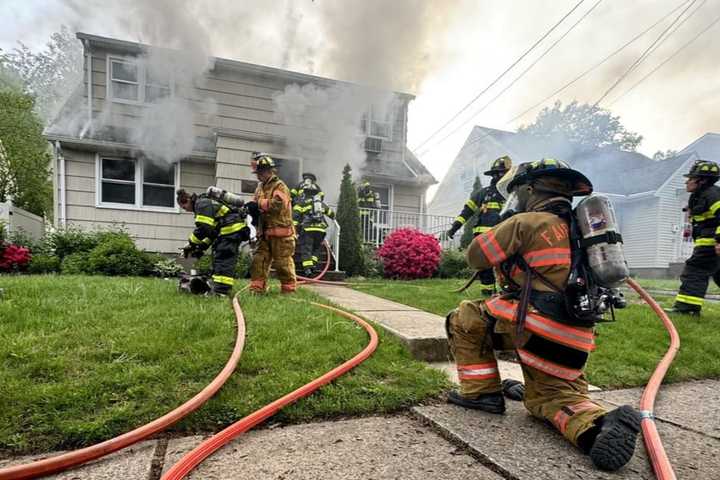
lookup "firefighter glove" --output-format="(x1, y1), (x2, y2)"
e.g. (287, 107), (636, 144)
(446, 221), (462, 239)
(182, 244), (194, 259)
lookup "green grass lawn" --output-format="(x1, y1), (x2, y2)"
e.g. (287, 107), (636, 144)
(352, 278), (720, 389)
(635, 277), (720, 295)
(0, 275), (449, 455)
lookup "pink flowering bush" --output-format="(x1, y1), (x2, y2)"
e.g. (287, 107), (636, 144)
(377, 228), (441, 279)
(0, 243), (31, 272)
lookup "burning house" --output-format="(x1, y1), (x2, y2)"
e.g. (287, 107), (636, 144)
(45, 33), (436, 253)
(429, 126), (720, 277)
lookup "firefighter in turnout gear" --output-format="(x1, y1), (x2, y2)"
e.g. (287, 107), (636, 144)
(446, 158), (642, 472)
(357, 180), (382, 244)
(293, 176), (335, 277)
(665, 159), (720, 315)
(247, 153), (297, 294)
(290, 172), (319, 204)
(447, 155), (512, 295)
(177, 189), (250, 296)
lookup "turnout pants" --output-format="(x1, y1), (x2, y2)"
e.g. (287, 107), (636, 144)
(250, 235), (297, 293)
(210, 233), (243, 295)
(446, 300), (605, 447)
(674, 247), (720, 312)
(472, 231), (496, 292)
(299, 230), (325, 271)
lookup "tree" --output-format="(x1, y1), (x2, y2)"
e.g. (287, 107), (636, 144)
(336, 164), (364, 275)
(518, 100), (642, 152)
(0, 25), (82, 121)
(0, 83), (52, 216)
(460, 176), (482, 249)
(652, 149), (677, 161)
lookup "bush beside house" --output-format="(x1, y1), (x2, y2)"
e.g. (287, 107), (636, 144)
(378, 228), (441, 279)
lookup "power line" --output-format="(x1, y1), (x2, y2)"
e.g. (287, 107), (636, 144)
(506, 0), (693, 125)
(416, 0), (603, 157)
(593, 0), (698, 106)
(609, 13), (720, 106)
(418, 0), (694, 158)
(411, 0), (587, 153)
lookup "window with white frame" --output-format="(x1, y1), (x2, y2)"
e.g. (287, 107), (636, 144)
(361, 106), (393, 140)
(109, 57), (172, 104)
(371, 184), (391, 210)
(99, 156), (177, 209)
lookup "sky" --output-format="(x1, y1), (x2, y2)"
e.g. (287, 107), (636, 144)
(2, 0), (719, 200)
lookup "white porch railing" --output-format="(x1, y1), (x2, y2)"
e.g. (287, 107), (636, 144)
(358, 207), (457, 249)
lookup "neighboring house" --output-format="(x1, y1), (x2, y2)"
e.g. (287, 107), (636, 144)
(45, 33), (435, 253)
(429, 125), (716, 276)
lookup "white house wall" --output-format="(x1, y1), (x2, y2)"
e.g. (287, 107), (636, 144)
(654, 159), (693, 267)
(58, 147), (214, 252)
(618, 197), (660, 269)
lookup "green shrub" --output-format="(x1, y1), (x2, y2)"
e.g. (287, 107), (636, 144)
(191, 249), (251, 278)
(86, 235), (148, 276)
(28, 254), (61, 274)
(359, 245), (383, 278)
(61, 252), (90, 274)
(437, 248), (473, 278)
(151, 257), (183, 278)
(47, 227), (101, 259)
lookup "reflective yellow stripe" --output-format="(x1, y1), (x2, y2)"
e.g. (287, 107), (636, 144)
(217, 205), (230, 217)
(195, 214), (216, 226)
(189, 233), (203, 245)
(711, 200), (720, 215)
(474, 226), (491, 234)
(716, 225), (720, 235)
(466, 199), (479, 211)
(212, 275), (235, 286)
(691, 201), (720, 221)
(302, 260), (314, 267)
(483, 202), (502, 209)
(455, 216), (467, 225)
(303, 227), (326, 232)
(220, 222), (247, 235)
(675, 294), (704, 306)
(311, 256), (318, 262)
(478, 283), (495, 289)
(694, 237), (716, 247)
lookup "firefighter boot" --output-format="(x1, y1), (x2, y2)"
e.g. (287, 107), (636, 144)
(501, 379), (525, 401)
(582, 405), (642, 471)
(447, 391), (506, 414)
(663, 306), (700, 316)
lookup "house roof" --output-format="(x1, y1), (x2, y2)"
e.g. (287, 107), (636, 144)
(680, 132), (720, 160)
(361, 148), (436, 186)
(75, 32), (415, 99)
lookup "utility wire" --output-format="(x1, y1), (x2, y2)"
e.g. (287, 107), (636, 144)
(411, 0), (587, 153)
(609, 13), (720, 106)
(593, 0), (698, 106)
(506, 0), (693, 126)
(416, 0), (603, 157)
(436, 0), (698, 158)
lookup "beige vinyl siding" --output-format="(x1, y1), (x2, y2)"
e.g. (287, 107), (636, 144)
(393, 185), (423, 213)
(59, 147), (215, 252)
(618, 197), (660, 269)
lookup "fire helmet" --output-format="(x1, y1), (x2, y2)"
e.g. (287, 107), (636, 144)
(302, 172), (317, 182)
(684, 159), (720, 179)
(484, 155), (512, 176)
(506, 158), (593, 197)
(251, 152), (276, 172)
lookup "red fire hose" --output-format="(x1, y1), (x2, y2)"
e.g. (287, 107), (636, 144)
(297, 241), (350, 286)
(626, 278), (679, 480)
(161, 301), (379, 480)
(0, 296), (247, 480)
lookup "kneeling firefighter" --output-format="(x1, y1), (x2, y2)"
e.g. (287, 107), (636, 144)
(446, 155), (512, 295)
(177, 189), (250, 296)
(445, 158), (641, 472)
(293, 173), (335, 277)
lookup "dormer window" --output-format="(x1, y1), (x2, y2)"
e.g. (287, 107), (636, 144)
(108, 56), (172, 104)
(361, 105), (393, 140)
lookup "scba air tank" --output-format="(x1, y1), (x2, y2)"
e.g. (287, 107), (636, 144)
(206, 186), (245, 207)
(575, 194), (629, 287)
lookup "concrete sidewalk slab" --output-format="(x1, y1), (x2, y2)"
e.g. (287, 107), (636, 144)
(307, 284), (423, 312)
(162, 416), (504, 479)
(595, 379), (720, 439)
(0, 440), (157, 479)
(414, 401), (720, 479)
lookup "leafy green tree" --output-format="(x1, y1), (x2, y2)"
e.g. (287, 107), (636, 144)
(518, 100), (642, 152)
(460, 175), (482, 249)
(0, 25), (82, 121)
(652, 149), (677, 161)
(0, 83), (52, 216)
(336, 164), (364, 275)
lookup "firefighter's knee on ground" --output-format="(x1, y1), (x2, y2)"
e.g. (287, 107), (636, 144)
(453, 300), (490, 336)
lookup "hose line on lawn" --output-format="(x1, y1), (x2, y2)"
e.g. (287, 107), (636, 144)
(0, 295), (247, 480)
(161, 301), (379, 480)
(626, 278), (679, 480)
(296, 241), (350, 286)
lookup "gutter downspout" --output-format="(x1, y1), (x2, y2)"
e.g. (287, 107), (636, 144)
(54, 141), (66, 228)
(80, 39), (92, 138)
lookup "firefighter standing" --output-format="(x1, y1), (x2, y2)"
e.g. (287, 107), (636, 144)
(665, 159), (720, 315)
(446, 159), (641, 472)
(177, 189), (250, 296)
(247, 153), (297, 294)
(293, 174), (335, 277)
(446, 155), (512, 295)
(357, 180), (381, 243)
